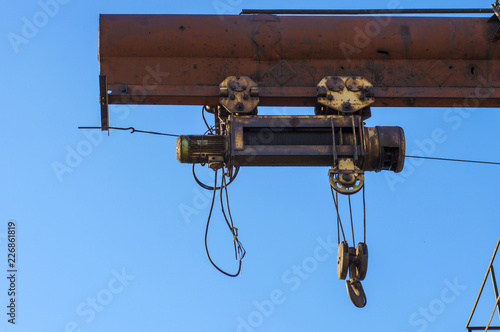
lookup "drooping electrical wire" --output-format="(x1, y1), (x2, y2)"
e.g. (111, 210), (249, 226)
(78, 126), (179, 137)
(204, 168), (245, 277)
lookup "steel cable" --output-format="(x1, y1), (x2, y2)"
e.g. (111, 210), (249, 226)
(331, 187), (347, 244)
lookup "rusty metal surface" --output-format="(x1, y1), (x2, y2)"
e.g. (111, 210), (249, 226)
(240, 9), (493, 15)
(99, 14), (500, 108)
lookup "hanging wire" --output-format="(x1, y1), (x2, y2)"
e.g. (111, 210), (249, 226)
(220, 168), (245, 261)
(204, 168), (245, 277)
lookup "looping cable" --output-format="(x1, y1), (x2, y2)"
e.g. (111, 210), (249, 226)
(204, 167), (245, 277)
(192, 163), (240, 190)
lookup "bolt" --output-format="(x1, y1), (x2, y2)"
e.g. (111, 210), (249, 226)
(241, 85), (247, 90)
(317, 87), (327, 97)
(359, 94), (366, 101)
(342, 174), (352, 181)
(235, 102), (244, 111)
(347, 85), (353, 90)
(327, 94), (333, 100)
(236, 76), (240, 80)
(357, 85), (362, 89)
(342, 102), (352, 111)
(326, 79), (335, 91)
(230, 94), (236, 100)
(243, 94), (249, 100)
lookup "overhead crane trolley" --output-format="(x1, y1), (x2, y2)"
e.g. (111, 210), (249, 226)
(96, 6), (500, 307)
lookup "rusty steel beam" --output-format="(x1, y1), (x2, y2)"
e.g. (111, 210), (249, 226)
(99, 14), (500, 109)
(240, 8), (493, 15)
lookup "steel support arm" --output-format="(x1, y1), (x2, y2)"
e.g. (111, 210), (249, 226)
(99, 14), (500, 108)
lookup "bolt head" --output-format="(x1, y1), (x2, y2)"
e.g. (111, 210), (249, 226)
(235, 102), (244, 111)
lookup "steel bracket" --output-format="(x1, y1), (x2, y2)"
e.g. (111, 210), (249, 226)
(317, 76), (375, 114)
(99, 75), (109, 131)
(219, 76), (260, 114)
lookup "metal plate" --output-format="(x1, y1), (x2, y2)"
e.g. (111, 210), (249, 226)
(337, 241), (349, 280)
(356, 242), (368, 281)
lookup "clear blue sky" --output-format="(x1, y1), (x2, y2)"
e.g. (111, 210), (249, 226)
(2, 0), (500, 331)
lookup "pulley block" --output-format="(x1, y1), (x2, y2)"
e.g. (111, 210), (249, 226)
(337, 241), (349, 280)
(328, 159), (365, 195)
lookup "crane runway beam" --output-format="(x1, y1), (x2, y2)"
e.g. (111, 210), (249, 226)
(99, 14), (500, 119)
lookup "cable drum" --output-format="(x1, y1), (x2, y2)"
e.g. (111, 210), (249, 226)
(176, 117), (405, 172)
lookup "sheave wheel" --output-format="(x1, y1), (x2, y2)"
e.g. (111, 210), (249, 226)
(337, 241), (349, 280)
(356, 242), (368, 280)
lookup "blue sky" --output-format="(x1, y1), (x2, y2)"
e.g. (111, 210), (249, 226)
(2, 0), (500, 331)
